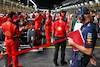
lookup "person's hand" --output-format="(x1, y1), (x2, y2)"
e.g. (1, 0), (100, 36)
(53, 37), (55, 41)
(44, 24), (46, 29)
(66, 31), (69, 34)
(90, 57), (96, 66)
(68, 37), (75, 46)
(51, 38), (54, 42)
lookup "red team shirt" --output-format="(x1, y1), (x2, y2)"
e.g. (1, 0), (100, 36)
(34, 14), (43, 24)
(43, 13), (46, 19)
(1, 19), (21, 39)
(0, 16), (4, 26)
(45, 15), (52, 25)
(52, 17), (69, 37)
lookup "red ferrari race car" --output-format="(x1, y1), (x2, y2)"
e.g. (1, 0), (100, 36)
(18, 18), (44, 52)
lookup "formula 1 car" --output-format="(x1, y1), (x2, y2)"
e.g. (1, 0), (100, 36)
(0, 18), (45, 52)
(0, 27), (5, 52)
(18, 18), (45, 51)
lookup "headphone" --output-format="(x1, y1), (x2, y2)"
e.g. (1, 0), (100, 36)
(81, 14), (85, 21)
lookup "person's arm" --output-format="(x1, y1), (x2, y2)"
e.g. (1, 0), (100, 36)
(69, 21), (72, 31)
(66, 31), (69, 34)
(46, 16), (52, 26)
(52, 29), (54, 40)
(15, 27), (21, 38)
(68, 37), (93, 56)
(65, 22), (69, 34)
(90, 57), (96, 66)
(34, 16), (39, 21)
(52, 22), (55, 40)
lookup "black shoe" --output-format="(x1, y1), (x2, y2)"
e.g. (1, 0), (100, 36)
(61, 61), (68, 66)
(53, 61), (59, 66)
(9, 64), (12, 67)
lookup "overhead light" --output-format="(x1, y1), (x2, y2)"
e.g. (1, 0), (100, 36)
(95, 0), (100, 4)
(81, 3), (84, 6)
(60, 6), (62, 8)
(69, 6), (71, 8)
(84, 2), (88, 5)
(72, 5), (75, 8)
(12, 1), (14, 3)
(71, 6), (73, 8)
(75, 5), (77, 7)
(78, 4), (81, 7)
(89, 1), (94, 5)
(19, 2), (21, 3)
(22, 3), (24, 5)
(65, 7), (68, 9)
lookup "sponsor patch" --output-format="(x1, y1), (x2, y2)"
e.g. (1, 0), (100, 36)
(86, 39), (92, 45)
(57, 26), (62, 31)
(5, 31), (10, 36)
(52, 23), (54, 25)
(7, 22), (9, 25)
(59, 20), (61, 23)
(87, 33), (92, 39)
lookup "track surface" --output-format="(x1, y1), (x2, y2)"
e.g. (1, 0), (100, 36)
(0, 38), (100, 67)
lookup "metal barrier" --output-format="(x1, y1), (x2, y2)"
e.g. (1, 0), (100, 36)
(0, 0), (34, 14)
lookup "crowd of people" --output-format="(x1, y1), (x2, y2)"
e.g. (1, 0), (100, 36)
(0, 6), (100, 67)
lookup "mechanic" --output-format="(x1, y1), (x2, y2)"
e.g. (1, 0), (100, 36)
(0, 15), (4, 26)
(68, 7), (97, 67)
(1, 11), (22, 67)
(44, 9), (52, 43)
(52, 11), (69, 66)
(18, 13), (24, 20)
(32, 11), (35, 18)
(42, 11), (46, 25)
(24, 12), (29, 19)
(12, 13), (17, 20)
(3, 14), (8, 22)
(34, 11), (43, 38)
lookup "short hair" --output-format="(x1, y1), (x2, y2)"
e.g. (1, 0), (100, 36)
(36, 11), (40, 13)
(48, 9), (51, 13)
(8, 11), (15, 19)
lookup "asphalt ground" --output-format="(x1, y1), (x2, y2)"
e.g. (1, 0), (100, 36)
(0, 38), (100, 67)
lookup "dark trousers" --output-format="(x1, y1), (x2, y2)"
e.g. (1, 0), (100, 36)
(43, 18), (46, 25)
(53, 36), (66, 64)
(71, 52), (90, 67)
